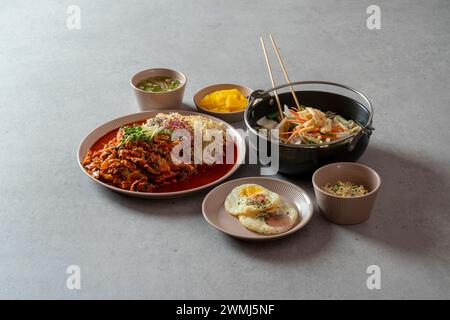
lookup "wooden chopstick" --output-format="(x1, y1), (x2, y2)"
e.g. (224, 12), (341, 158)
(269, 34), (302, 110)
(260, 36), (284, 119)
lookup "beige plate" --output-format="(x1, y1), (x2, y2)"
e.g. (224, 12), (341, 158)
(78, 110), (246, 199)
(202, 177), (314, 240)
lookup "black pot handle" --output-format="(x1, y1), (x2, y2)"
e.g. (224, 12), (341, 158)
(247, 90), (270, 108)
(348, 125), (375, 151)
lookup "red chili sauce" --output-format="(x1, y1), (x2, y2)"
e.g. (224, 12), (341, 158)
(89, 123), (237, 193)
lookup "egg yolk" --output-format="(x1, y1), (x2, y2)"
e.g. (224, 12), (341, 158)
(239, 185), (264, 197)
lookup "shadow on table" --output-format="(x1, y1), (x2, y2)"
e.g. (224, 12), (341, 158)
(98, 164), (260, 219)
(341, 145), (446, 254)
(100, 163), (333, 262)
(176, 104), (196, 111)
(222, 209), (333, 264)
(99, 144), (446, 262)
(225, 145), (447, 262)
(221, 167), (333, 263)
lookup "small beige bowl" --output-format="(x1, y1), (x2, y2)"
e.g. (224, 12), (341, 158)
(130, 68), (186, 110)
(194, 83), (252, 122)
(312, 162), (381, 225)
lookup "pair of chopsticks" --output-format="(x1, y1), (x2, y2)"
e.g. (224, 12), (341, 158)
(260, 34), (301, 119)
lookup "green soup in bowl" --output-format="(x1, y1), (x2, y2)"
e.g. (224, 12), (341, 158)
(137, 76), (181, 93)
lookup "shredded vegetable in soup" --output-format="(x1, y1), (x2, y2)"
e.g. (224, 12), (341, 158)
(137, 76), (181, 92)
(323, 181), (368, 197)
(257, 105), (362, 145)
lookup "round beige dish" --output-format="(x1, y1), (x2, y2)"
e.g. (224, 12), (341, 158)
(130, 68), (187, 110)
(312, 162), (381, 225)
(202, 177), (314, 240)
(194, 83), (253, 122)
(78, 110), (246, 199)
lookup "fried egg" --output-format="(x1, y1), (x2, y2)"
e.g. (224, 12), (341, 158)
(224, 184), (281, 217)
(238, 202), (299, 235)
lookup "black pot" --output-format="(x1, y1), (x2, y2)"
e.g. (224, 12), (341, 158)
(244, 81), (374, 175)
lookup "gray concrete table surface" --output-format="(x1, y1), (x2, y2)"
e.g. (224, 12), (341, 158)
(1, 0), (449, 299)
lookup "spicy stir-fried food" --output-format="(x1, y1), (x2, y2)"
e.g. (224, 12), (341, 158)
(257, 105), (362, 145)
(83, 131), (193, 192)
(82, 113), (226, 192)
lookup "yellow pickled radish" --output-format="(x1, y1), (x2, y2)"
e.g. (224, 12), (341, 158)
(199, 88), (248, 113)
(199, 94), (213, 108)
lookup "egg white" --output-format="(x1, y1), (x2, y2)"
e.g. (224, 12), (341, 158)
(224, 184), (281, 217)
(238, 202), (299, 235)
